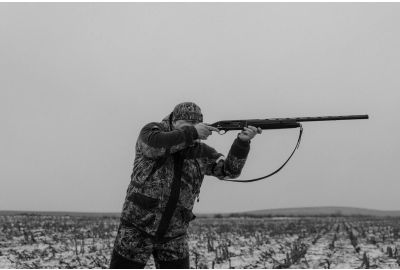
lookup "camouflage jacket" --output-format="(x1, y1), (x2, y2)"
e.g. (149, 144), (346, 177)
(120, 115), (250, 239)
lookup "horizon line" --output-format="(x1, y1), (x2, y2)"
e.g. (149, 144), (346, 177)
(1, 205), (400, 215)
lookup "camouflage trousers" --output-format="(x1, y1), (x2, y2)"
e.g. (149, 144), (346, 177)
(112, 224), (189, 267)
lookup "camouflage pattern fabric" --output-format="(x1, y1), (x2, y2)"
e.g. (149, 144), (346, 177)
(113, 114), (250, 264)
(113, 224), (189, 265)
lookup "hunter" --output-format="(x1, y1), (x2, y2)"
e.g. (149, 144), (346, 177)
(110, 102), (261, 268)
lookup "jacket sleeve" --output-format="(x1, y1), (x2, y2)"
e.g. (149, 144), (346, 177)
(137, 122), (199, 158)
(205, 138), (250, 179)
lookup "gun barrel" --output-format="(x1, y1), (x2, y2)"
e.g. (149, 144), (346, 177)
(270, 114), (369, 123)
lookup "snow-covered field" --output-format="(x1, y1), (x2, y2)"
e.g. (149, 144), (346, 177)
(1, 214), (399, 268)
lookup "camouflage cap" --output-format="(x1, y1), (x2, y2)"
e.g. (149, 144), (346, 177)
(172, 102), (203, 123)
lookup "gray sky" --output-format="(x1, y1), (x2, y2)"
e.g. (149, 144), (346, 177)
(1, 3), (399, 214)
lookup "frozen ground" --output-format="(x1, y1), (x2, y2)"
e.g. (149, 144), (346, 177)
(1, 215), (400, 268)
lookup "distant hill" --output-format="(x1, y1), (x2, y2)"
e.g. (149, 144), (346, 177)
(200, 206), (400, 218)
(2, 206), (400, 218)
(0, 210), (120, 217)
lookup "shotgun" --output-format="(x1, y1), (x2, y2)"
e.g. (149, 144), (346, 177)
(209, 114), (369, 182)
(210, 115), (369, 134)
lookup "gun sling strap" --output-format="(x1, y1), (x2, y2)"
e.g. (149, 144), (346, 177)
(155, 151), (184, 240)
(154, 114), (186, 241)
(221, 124), (303, 183)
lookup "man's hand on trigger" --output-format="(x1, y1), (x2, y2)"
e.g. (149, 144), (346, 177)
(238, 125), (262, 142)
(195, 123), (219, 140)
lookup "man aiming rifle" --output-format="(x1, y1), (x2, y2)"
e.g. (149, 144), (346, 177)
(110, 102), (261, 268)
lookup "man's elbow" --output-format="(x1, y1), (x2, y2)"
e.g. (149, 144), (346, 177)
(228, 172), (241, 179)
(218, 171), (241, 180)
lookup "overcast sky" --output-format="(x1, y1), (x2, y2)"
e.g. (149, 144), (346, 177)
(1, 3), (399, 214)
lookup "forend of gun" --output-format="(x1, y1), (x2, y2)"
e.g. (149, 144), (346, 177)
(210, 114), (369, 134)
